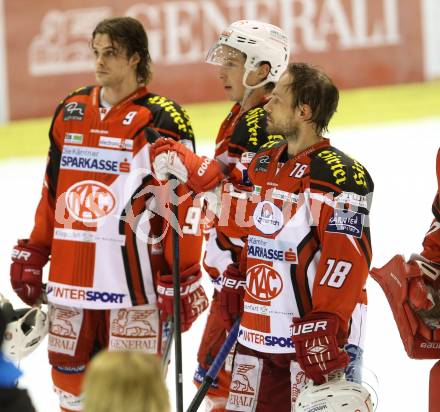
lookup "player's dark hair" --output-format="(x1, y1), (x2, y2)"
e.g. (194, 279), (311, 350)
(92, 17), (152, 84)
(285, 63), (339, 135)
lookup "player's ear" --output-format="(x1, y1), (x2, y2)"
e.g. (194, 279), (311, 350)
(298, 104), (312, 121)
(130, 52), (140, 67)
(257, 62), (271, 82)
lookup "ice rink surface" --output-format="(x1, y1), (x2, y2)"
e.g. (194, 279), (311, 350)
(0, 118), (439, 411)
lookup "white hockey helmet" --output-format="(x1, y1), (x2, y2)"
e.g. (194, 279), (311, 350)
(206, 20), (290, 89)
(0, 294), (48, 361)
(295, 378), (374, 412)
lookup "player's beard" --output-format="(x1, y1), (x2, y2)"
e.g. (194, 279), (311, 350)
(267, 118), (299, 140)
(284, 125), (300, 142)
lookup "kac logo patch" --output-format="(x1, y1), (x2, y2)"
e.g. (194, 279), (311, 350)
(246, 264), (283, 302)
(65, 180), (116, 223)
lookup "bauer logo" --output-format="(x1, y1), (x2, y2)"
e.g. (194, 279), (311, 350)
(63, 102), (85, 121)
(60, 145), (132, 174)
(253, 201), (283, 235)
(326, 208), (364, 238)
(65, 180), (116, 223)
(246, 264), (283, 302)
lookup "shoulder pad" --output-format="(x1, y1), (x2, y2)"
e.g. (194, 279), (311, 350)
(235, 107), (266, 149)
(231, 107), (266, 149)
(250, 141), (286, 175)
(137, 93), (195, 142)
(311, 146), (374, 195)
(63, 86), (94, 101)
(229, 106), (284, 155)
(52, 86), (93, 121)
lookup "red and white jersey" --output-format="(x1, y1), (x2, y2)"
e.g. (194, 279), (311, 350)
(203, 101), (282, 282)
(29, 86), (202, 309)
(421, 148), (440, 264)
(238, 139), (374, 354)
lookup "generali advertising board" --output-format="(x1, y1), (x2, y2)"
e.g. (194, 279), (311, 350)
(5, 0), (423, 119)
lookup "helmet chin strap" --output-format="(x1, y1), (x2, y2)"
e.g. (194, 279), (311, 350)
(240, 67), (270, 112)
(242, 67), (271, 90)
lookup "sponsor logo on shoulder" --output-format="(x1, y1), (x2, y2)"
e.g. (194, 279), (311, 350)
(99, 136), (133, 151)
(64, 133), (83, 145)
(335, 191), (368, 209)
(326, 208), (365, 238)
(63, 102), (85, 121)
(241, 151), (255, 164)
(254, 155), (270, 173)
(253, 201), (283, 235)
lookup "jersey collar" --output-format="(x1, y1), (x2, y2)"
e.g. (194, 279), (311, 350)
(275, 137), (331, 166)
(92, 85), (149, 112)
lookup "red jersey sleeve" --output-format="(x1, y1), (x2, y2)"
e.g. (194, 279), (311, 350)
(308, 149), (374, 337)
(29, 102), (65, 250)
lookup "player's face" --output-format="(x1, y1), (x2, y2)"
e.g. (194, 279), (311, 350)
(92, 34), (139, 88)
(264, 72), (299, 138)
(216, 46), (247, 102)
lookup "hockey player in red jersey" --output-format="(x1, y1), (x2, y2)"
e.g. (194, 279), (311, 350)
(9, 17), (207, 412)
(151, 20), (290, 411)
(371, 148), (440, 412)
(217, 63), (374, 411)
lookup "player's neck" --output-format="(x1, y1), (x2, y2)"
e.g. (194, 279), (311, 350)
(101, 77), (142, 106)
(239, 87), (267, 113)
(287, 129), (322, 158)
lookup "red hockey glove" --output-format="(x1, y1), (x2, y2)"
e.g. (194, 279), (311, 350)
(156, 264), (209, 332)
(371, 254), (440, 359)
(10, 239), (50, 306)
(151, 138), (223, 193)
(291, 313), (349, 384)
(219, 264), (247, 330)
